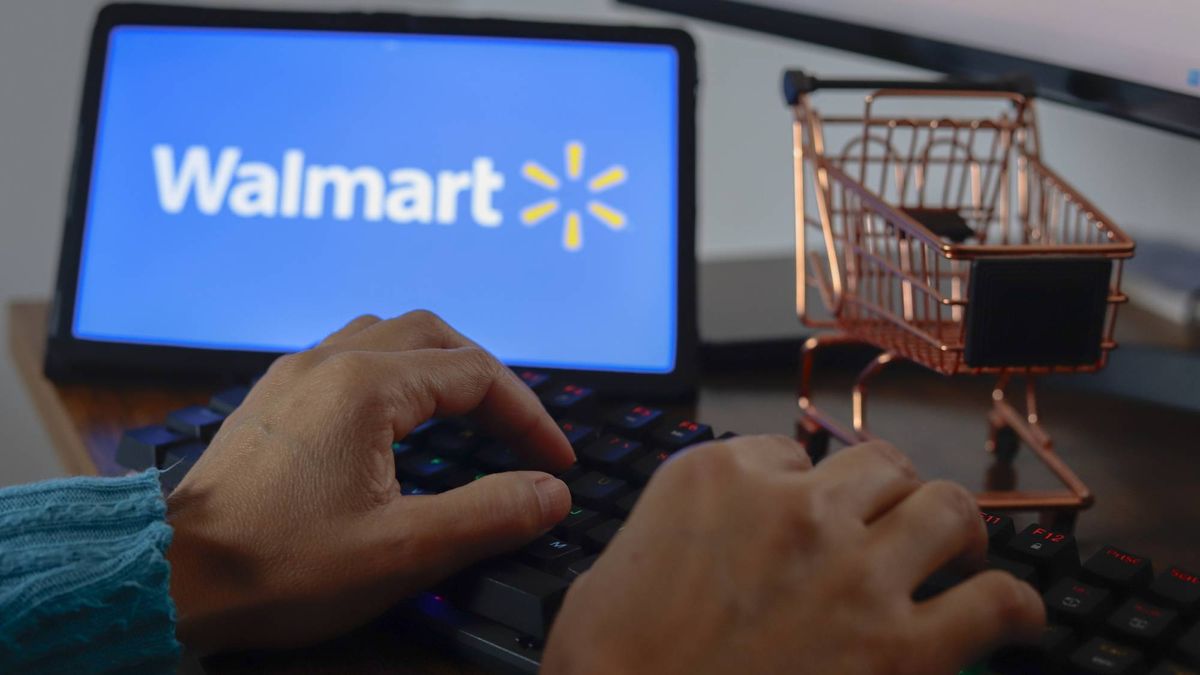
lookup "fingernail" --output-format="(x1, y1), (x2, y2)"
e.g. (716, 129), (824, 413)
(533, 476), (571, 528)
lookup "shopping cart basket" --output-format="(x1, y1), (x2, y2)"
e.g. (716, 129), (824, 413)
(783, 71), (1135, 531)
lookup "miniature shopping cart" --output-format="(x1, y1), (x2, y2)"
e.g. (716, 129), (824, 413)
(782, 71), (1135, 531)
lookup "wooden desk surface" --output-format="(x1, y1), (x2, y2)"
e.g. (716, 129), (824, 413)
(9, 299), (1200, 673)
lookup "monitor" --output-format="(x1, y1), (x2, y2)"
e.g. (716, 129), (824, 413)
(47, 5), (697, 397)
(619, 0), (1200, 140)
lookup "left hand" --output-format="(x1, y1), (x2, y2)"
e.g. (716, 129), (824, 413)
(165, 311), (576, 653)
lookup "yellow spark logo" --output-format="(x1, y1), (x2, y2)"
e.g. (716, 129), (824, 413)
(519, 140), (627, 252)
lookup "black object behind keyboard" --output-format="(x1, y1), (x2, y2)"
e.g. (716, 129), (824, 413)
(119, 371), (1200, 675)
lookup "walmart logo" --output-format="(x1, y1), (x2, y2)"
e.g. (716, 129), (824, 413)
(150, 141), (628, 252)
(518, 140), (627, 252)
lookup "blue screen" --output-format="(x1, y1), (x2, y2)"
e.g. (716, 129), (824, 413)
(74, 26), (679, 374)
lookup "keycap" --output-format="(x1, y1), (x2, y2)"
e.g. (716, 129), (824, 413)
(579, 434), (643, 469)
(995, 623), (1076, 671)
(630, 449), (673, 484)
(557, 464), (584, 484)
(158, 441), (206, 492)
(400, 483), (441, 496)
(565, 555), (599, 580)
(515, 370), (550, 391)
(403, 419), (440, 443)
(541, 384), (595, 415)
(522, 536), (584, 575)
(117, 425), (188, 470)
(554, 505), (602, 543)
(1006, 524), (1079, 586)
(914, 568), (965, 601)
(427, 425), (483, 458)
(988, 554), (1038, 585)
(475, 443), (518, 473)
(1083, 546), (1154, 594)
(1150, 567), (1200, 614)
(558, 421), (599, 451)
(614, 489), (641, 517)
(605, 404), (664, 437)
(980, 511), (1015, 546)
(1069, 637), (1144, 674)
(1107, 599), (1178, 647)
(1178, 622), (1200, 667)
(165, 405), (225, 441)
(1043, 578), (1112, 627)
(397, 453), (458, 482)
(569, 472), (629, 511)
(649, 419), (714, 451)
(584, 519), (623, 551)
(450, 561), (569, 640)
(208, 385), (250, 415)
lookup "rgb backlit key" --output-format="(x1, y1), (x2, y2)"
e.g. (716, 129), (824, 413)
(579, 434), (643, 469)
(1043, 578), (1111, 627)
(1082, 545), (1154, 594)
(1150, 566), (1200, 613)
(980, 511), (1015, 545)
(1006, 524), (1079, 585)
(650, 419), (714, 451)
(1069, 637), (1144, 674)
(606, 404), (664, 436)
(542, 384), (595, 415)
(1107, 599), (1178, 647)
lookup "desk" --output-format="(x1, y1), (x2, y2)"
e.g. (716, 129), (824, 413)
(9, 299), (1200, 672)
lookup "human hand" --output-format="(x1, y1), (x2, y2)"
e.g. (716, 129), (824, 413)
(165, 311), (575, 653)
(543, 437), (1045, 675)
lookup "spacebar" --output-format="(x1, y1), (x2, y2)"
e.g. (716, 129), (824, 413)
(449, 560), (569, 640)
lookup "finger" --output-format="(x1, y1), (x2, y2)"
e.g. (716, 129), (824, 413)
(394, 472), (572, 571)
(868, 481), (988, 588)
(319, 314), (383, 346)
(808, 441), (922, 522)
(333, 309), (478, 353)
(679, 434), (813, 474)
(328, 347), (574, 471)
(913, 570), (1046, 671)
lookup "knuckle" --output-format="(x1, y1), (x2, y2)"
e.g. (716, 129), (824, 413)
(402, 308), (449, 335)
(925, 480), (980, 532)
(859, 441), (919, 480)
(663, 441), (739, 485)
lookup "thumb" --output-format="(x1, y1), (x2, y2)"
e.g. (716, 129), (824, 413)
(396, 471), (571, 570)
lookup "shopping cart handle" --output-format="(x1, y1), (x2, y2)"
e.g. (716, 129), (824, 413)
(782, 69), (1036, 105)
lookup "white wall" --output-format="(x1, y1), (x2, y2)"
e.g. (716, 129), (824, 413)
(2, 0), (1198, 485)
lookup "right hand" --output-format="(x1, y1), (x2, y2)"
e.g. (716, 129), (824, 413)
(542, 436), (1045, 675)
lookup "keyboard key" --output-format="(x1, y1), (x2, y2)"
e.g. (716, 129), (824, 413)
(558, 421), (599, 451)
(475, 443), (518, 473)
(605, 404), (664, 437)
(554, 505), (602, 543)
(1107, 599), (1178, 647)
(649, 419), (714, 451)
(980, 511), (1015, 546)
(569, 472), (629, 512)
(450, 561), (568, 640)
(522, 536), (584, 575)
(1069, 637), (1144, 674)
(630, 449), (673, 484)
(1006, 524), (1079, 586)
(614, 489), (642, 517)
(584, 519), (623, 551)
(565, 555), (599, 580)
(397, 453), (458, 482)
(1083, 546), (1154, 594)
(1151, 567), (1200, 614)
(987, 554), (1038, 585)
(995, 623), (1076, 671)
(117, 425), (187, 470)
(515, 370), (551, 391)
(427, 425), (483, 458)
(541, 384), (595, 415)
(165, 405), (226, 441)
(1178, 622), (1200, 667)
(400, 483), (441, 496)
(557, 464), (584, 484)
(209, 385), (250, 415)
(579, 434), (644, 469)
(1041, 623), (1077, 662)
(158, 441), (206, 492)
(914, 568), (965, 601)
(1043, 578), (1112, 627)
(403, 419), (440, 444)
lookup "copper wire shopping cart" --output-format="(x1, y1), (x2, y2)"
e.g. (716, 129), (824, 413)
(783, 71), (1135, 531)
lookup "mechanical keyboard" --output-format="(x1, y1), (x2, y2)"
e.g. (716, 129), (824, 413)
(116, 370), (1200, 675)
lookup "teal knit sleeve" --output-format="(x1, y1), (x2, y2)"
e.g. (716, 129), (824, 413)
(0, 470), (180, 674)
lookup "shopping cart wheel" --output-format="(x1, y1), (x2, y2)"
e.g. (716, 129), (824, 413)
(796, 418), (831, 464)
(989, 425), (1021, 464)
(1038, 510), (1078, 534)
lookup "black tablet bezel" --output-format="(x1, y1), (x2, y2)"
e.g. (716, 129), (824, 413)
(45, 3), (699, 399)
